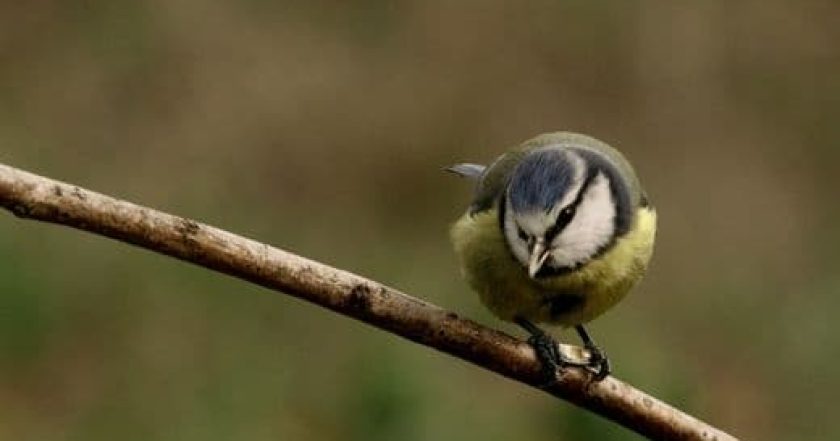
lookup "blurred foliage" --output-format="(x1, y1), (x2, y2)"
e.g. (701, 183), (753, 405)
(1, 1), (838, 440)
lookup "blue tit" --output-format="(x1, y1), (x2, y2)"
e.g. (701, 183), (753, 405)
(447, 132), (656, 380)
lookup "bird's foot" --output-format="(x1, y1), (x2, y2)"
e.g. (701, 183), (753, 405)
(575, 325), (611, 381)
(526, 331), (564, 386)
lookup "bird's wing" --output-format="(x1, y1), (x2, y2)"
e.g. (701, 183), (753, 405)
(468, 149), (527, 214)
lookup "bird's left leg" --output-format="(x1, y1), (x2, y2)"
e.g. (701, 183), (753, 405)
(574, 325), (611, 380)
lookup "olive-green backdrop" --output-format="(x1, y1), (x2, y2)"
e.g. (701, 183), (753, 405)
(1, 2), (837, 440)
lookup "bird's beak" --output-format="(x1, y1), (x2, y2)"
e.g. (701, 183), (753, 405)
(528, 239), (550, 278)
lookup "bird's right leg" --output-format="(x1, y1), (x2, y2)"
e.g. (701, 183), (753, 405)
(515, 317), (567, 386)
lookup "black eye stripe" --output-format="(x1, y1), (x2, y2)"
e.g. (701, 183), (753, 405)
(498, 196), (532, 245)
(545, 169), (598, 240)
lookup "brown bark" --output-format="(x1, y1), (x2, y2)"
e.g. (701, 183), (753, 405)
(0, 163), (737, 441)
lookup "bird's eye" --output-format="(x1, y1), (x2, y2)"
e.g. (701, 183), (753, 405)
(546, 206), (577, 240)
(559, 206), (576, 223)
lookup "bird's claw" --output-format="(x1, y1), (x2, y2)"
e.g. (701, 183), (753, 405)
(526, 332), (564, 387)
(585, 346), (611, 381)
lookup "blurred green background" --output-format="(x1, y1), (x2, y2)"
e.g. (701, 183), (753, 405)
(1, 1), (838, 440)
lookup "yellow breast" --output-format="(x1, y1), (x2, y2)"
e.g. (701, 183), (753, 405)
(450, 206), (656, 327)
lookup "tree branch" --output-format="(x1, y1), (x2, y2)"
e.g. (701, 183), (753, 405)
(0, 163), (736, 441)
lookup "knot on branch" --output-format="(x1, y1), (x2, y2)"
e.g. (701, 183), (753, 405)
(9, 202), (33, 218)
(347, 284), (373, 315)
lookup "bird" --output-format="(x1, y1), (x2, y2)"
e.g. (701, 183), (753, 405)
(447, 131), (656, 381)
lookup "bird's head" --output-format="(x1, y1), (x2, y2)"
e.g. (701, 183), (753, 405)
(501, 146), (633, 278)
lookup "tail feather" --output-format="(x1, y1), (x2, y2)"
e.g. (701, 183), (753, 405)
(445, 163), (485, 180)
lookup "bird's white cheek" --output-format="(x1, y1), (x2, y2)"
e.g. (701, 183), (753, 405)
(549, 174), (616, 267)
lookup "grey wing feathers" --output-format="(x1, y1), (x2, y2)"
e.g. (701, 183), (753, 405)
(468, 150), (526, 214)
(445, 163), (486, 179)
(446, 151), (525, 214)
